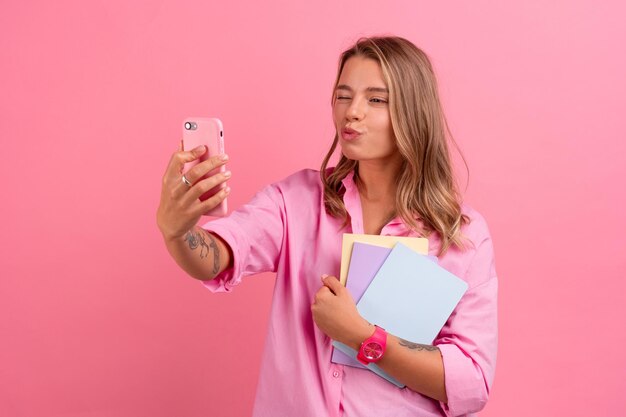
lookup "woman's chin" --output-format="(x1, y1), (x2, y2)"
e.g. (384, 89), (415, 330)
(338, 146), (362, 161)
(340, 151), (361, 161)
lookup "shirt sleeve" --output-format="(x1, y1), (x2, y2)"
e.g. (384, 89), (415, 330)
(435, 234), (498, 416)
(198, 183), (285, 293)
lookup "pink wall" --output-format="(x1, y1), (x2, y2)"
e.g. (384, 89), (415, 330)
(2, 0), (625, 416)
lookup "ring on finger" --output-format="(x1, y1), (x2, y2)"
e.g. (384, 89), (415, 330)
(181, 174), (192, 187)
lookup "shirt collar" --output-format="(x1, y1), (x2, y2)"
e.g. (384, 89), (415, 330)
(340, 170), (356, 191)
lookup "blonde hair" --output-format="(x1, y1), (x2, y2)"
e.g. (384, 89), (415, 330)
(321, 36), (471, 256)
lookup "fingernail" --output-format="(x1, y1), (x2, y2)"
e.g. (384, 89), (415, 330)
(321, 274), (329, 279)
(220, 153), (229, 161)
(196, 145), (205, 152)
(224, 186), (231, 194)
(223, 171), (232, 178)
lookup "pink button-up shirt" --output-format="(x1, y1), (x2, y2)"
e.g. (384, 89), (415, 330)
(200, 169), (498, 417)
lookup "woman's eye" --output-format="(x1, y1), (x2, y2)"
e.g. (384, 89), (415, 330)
(336, 96), (350, 100)
(370, 98), (388, 104)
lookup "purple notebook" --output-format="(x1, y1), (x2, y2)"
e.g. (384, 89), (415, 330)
(330, 242), (437, 369)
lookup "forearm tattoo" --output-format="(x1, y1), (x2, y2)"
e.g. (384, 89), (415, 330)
(398, 338), (439, 352)
(184, 228), (220, 274)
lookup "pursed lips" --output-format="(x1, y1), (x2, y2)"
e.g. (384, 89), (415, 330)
(341, 127), (362, 140)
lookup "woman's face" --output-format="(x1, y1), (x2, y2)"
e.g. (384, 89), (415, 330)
(332, 56), (398, 163)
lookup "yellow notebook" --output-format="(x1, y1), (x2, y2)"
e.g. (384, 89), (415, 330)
(339, 234), (429, 285)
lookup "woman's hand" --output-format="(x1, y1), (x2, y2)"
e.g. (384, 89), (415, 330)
(156, 141), (231, 242)
(311, 274), (373, 348)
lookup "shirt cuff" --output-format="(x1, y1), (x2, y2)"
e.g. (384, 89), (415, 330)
(437, 344), (489, 417)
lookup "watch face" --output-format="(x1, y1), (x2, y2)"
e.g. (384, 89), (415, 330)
(363, 341), (384, 360)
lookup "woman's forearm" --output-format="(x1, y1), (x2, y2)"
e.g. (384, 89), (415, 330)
(162, 225), (232, 281)
(379, 334), (447, 402)
(346, 326), (447, 403)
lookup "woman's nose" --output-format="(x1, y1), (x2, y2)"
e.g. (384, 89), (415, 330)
(346, 98), (365, 120)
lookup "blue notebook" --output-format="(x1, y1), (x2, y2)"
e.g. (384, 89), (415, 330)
(333, 242), (468, 387)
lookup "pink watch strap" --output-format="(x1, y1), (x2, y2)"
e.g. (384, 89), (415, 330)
(357, 325), (387, 365)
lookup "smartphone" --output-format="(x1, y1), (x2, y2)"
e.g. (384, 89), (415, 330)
(182, 117), (228, 217)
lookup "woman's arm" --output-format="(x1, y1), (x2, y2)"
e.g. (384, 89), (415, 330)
(344, 322), (447, 403)
(313, 269), (497, 414)
(313, 225), (497, 414)
(162, 225), (233, 281)
(312, 275), (447, 401)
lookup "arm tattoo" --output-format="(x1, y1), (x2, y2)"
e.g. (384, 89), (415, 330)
(184, 228), (221, 274)
(398, 338), (439, 352)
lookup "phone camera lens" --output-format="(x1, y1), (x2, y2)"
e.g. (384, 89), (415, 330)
(184, 122), (192, 130)
(184, 122), (197, 130)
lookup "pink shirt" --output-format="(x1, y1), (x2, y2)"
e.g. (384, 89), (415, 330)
(200, 169), (498, 417)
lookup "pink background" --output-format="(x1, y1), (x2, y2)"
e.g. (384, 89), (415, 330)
(2, 0), (625, 416)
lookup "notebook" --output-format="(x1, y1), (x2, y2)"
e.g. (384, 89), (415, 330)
(339, 233), (429, 285)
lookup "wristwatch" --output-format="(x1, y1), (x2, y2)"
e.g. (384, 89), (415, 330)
(357, 325), (387, 365)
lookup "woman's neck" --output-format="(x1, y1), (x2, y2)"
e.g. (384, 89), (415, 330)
(355, 157), (403, 203)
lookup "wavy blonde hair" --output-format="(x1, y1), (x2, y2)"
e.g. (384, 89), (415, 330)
(321, 36), (471, 256)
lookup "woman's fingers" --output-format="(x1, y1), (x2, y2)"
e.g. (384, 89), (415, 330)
(163, 143), (207, 183)
(157, 141), (231, 239)
(182, 170), (232, 206)
(184, 153), (229, 186)
(172, 154), (229, 200)
(191, 185), (231, 217)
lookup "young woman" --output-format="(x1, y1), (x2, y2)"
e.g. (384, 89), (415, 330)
(157, 36), (498, 417)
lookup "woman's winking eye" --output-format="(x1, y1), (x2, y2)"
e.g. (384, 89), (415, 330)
(335, 95), (388, 104)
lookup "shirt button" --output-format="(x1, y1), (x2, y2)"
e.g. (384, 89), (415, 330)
(333, 370), (341, 378)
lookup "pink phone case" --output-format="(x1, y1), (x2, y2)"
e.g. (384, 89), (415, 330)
(182, 117), (227, 217)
